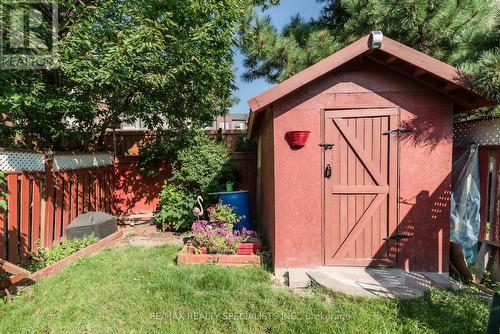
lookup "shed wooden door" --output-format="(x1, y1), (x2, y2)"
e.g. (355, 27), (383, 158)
(323, 108), (398, 266)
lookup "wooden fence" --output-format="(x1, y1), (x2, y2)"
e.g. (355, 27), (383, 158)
(104, 129), (248, 156)
(0, 146), (257, 264)
(112, 153), (257, 216)
(0, 154), (114, 264)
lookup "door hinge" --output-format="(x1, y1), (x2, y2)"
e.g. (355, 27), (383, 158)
(319, 143), (335, 150)
(383, 128), (413, 136)
(383, 234), (412, 241)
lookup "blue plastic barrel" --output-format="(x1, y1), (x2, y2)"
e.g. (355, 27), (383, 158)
(218, 190), (252, 231)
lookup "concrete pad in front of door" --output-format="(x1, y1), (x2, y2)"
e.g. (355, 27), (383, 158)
(307, 267), (425, 299)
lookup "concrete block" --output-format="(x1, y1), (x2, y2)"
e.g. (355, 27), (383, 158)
(309, 268), (425, 299)
(307, 270), (377, 297)
(288, 269), (311, 289)
(421, 272), (450, 289)
(403, 272), (434, 291)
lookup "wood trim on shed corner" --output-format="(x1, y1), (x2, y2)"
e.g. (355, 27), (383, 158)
(246, 111), (256, 139)
(320, 108), (326, 266)
(390, 108), (401, 267)
(247, 106), (272, 139)
(247, 98), (261, 114)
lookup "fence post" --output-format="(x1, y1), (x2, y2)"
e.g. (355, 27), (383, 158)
(6, 174), (18, 263)
(111, 159), (117, 215)
(0, 173), (5, 259)
(42, 151), (54, 248)
(479, 147), (490, 241)
(19, 173), (30, 261)
(488, 292), (500, 334)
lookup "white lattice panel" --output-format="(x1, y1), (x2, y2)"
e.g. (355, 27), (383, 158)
(454, 118), (500, 146)
(0, 151), (45, 172)
(52, 153), (113, 171)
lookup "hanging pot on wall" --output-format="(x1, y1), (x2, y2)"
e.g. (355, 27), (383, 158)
(285, 131), (311, 149)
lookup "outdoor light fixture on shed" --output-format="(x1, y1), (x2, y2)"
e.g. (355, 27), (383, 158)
(369, 31), (383, 48)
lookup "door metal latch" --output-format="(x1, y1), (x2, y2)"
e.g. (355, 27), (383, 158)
(324, 164), (332, 178)
(319, 143), (335, 150)
(383, 128), (413, 136)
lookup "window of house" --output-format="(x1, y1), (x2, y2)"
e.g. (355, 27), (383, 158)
(233, 121), (246, 130)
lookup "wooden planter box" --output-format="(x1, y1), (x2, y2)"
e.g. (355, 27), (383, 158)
(0, 230), (123, 291)
(186, 238), (262, 256)
(177, 244), (261, 266)
(237, 237), (262, 255)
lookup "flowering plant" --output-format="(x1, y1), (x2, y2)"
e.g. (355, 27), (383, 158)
(191, 220), (253, 254)
(207, 202), (241, 224)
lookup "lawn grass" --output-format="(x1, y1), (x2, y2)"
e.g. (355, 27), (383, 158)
(0, 244), (490, 333)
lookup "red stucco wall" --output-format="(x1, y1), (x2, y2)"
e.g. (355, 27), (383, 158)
(266, 59), (453, 272)
(273, 107), (324, 269)
(389, 92), (452, 273)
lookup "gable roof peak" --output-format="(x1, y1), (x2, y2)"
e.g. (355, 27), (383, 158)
(247, 34), (495, 114)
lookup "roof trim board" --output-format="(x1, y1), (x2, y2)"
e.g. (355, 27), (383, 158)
(247, 34), (495, 114)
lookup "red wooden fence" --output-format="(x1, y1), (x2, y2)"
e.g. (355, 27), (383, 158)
(0, 162), (114, 264)
(0, 150), (257, 264)
(112, 153), (257, 215)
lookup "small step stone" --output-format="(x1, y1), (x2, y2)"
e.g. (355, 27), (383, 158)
(287, 269), (311, 289)
(421, 272), (450, 289)
(403, 272), (434, 291)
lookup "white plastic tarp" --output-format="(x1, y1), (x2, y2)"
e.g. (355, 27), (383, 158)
(450, 145), (481, 264)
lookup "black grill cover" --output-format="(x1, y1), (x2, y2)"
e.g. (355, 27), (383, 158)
(66, 212), (117, 240)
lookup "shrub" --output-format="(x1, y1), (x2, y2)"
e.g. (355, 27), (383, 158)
(154, 183), (195, 231)
(170, 131), (232, 196)
(155, 131), (235, 231)
(24, 234), (98, 272)
(191, 220), (253, 254)
(207, 202), (240, 224)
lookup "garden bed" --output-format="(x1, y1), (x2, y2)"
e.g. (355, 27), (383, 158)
(177, 243), (261, 265)
(186, 236), (262, 255)
(0, 230), (123, 292)
(176, 202), (262, 266)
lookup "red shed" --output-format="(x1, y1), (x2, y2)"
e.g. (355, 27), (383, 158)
(247, 33), (495, 274)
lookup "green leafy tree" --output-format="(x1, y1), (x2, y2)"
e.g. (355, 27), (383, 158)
(239, 0), (499, 116)
(1, 0), (242, 150)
